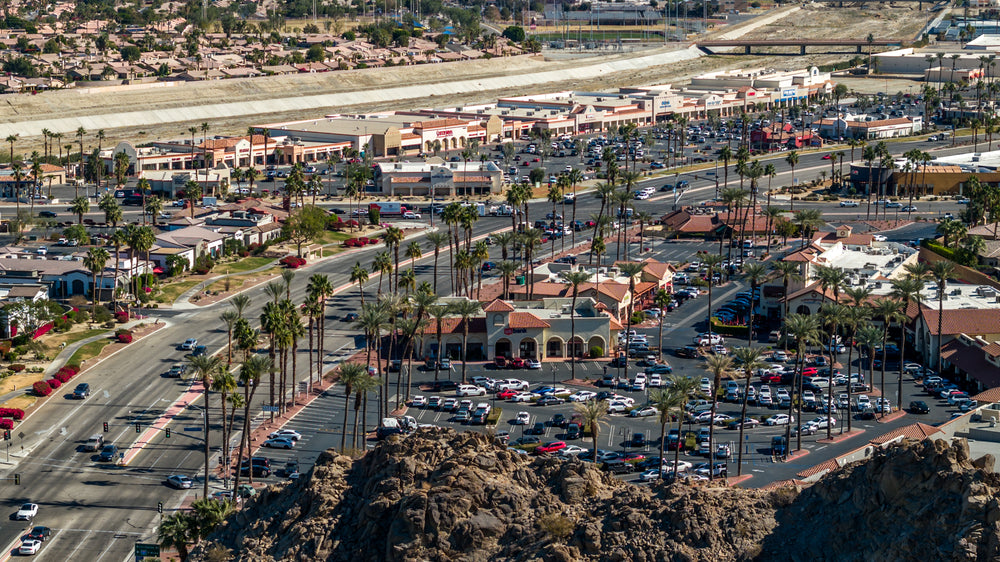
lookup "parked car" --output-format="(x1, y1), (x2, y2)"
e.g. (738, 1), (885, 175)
(765, 414), (794, 426)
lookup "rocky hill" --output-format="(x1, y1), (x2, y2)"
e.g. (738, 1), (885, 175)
(191, 430), (1000, 562)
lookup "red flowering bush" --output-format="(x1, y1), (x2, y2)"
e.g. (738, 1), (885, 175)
(280, 256), (307, 269)
(8, 364), (25, 373)
(117, 333), (133, 344)
(115, 311), (129, 323)
(0, 419), (14, 430)
(0, 408), (24, 420)
(46, 379), (61, 389)
(32, 381), (52, 397)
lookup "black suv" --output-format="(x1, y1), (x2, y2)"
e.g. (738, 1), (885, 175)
(99, 444), (118, 462)
(72, 383), (90, 399)
(602, 459), (633, 474)
(909, 400), (930, 414)
(239, 457), (271, 477)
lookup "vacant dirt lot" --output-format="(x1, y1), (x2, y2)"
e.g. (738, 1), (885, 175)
(744, 2), (932, 41)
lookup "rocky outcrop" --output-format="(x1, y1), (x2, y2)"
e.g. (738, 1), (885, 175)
(191, 430), (1000, 562)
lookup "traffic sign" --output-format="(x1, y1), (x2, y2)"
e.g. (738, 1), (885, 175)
(262, 406), (279, 413)
(135, 543), (160, 557)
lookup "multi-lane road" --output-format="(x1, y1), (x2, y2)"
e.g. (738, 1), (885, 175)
(0, 132), (975, 560)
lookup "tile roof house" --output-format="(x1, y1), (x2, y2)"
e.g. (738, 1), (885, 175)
(940, 334), (1000, 392)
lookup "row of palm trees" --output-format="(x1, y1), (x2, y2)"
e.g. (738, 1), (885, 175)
(79, 222), (156, 309)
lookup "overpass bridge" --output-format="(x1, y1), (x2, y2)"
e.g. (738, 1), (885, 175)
(696, 39), (904, 56)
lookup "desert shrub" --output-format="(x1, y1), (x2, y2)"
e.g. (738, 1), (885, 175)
(32, 380), (52, 396)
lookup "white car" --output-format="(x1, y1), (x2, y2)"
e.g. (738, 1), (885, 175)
(495, 379), (528, 391)
(535, 386), (568, 396)
(268, 429), (302, 441)
(766, 414), (794, 426)
(402, 211), (422, 219)
(607, 401), (631, 414)
(699, 378), (712, 394)
(525, 359), (542, 370)
(629, 406), (658, 417)
(15, 503), (38, 521)
(512, 411), (531, 425)
(180, 338), (198, 350)
(510, 392), (539, 403)
(558, 445), (588, 456)
(411, 396), (428, 408)
(648, 374), (663, 387)
(839, 200), (860, 207)
(694, 333), (724, 346)
(639, 469), (666, 482)
(568, 390), (597, 402)
(18, 540), (41, 555)
(662, 459), (693, 472)
(456, 385), (487, 397)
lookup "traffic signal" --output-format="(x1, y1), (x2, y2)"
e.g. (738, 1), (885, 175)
(165, 428), (171, 439)
(14, 474), (19, 485)
(135, 423), (141, 433)
(103, 422), (108, 432)
(3, 430), (10, 440)
(157, 502), (163, 514)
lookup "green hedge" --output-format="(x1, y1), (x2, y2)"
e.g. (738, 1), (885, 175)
(486, 406), (503, 427)
(921, 239), (958, 261)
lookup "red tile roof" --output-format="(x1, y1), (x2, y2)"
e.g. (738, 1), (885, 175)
(483, 299), (515, 312)
(941, 339), (1000, 388)
(920, 308), (1000, 336)
(421, 317), (487, 335)
(973, 387), (1000, 402)
(508, 312), (551, 329)
(868, 422), (942, 446)
(796, 458), (839, 479)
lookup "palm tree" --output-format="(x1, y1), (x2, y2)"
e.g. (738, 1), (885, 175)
(930, 260), (956, 373)
(718, 145), (732, 198)
(818, 302), (848, 438)
(383, 226), (404, 291)
(497, 260), (519, 300)
(890, 277), (922, 410)
(83, 247), (110, 307)
(841, 303), (871, 434)
(350, 262), (369, 306)
(649, 387), (683, 478)
(784, 313), (820, 453)
(210, 366), (237, 485)
(220, 310), (238, 366)
(653, 289), (672, 362)
(741, 262), (769, 345)
(703, 354), (733, 481)
(785, 151), (799, 210)
(425, 232), (449, 295)
(573, 399), (609, 465)
(561, 270), (593, 379)
(158, 512), (196, 561)
(352, 371), (382, 450)
(451, 299), (481, 384)
(337, 362), (367, 451)
(617, 262), (647, 372)
(871, 297), (904, 419)
(521, 228), (543, 299)
(669, 374), (701, 479)
(70, 196), (89, 225)
(771, 261), (803, 342)
(301, 298), (322, 395)
(731, 346), (765, 476)
(702, 253), (724, 341)
(233, 354), (270, 491)
(231, 294), (251, 318)
(372, 251), (392, 295)
(427, 303), (452, 381)
(109, 229), (129, 308)
(187, 354), (222, 498)
(856, 325), (883, 406)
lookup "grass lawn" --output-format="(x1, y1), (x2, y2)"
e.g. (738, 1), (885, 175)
(2, 395), (37, 410)
(322, 248), (342, 257)
(68, 339), (111, 367)
(217, 256), (276, 274)
(43, 328), (109, 354)
(155, 280), (201, 304)
(317, 231), (352, 245)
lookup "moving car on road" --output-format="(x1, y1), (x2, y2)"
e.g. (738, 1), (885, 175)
(166, 475), (194, 489)
(15, 503), (38, 521)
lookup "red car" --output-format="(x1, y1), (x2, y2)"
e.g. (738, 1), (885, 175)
(535, 441), (567, 454)
(801, 367), (819, 377)
(821, 154), (832, 160)
(496, 389), (518, 400)
(761, 374), (782, 384)
(508, 357), (525, 369)
(495, 356), (507, 369)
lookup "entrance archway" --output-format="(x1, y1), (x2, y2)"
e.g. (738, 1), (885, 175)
(495, 338), (512, 359)
(587, 336), (606, 357)
(546, 337), (564, 358)
(519, 338), (537, 359)
(568, 337), (585, 358)
(795, 305), (811, 315)
(71, 279), (85, 295)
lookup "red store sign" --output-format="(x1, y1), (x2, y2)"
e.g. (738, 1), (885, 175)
(436, 130), (453, 138)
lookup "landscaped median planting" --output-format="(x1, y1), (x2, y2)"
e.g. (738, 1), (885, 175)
(46, 378), (61, 389)
(0, 408), (25, 420)
(53, 365), (80, 384)
(279, 256), (307, 268)
(115, 329), (133, 344)
(32, 381), (52, 397)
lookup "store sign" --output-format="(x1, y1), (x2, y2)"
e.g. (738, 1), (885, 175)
(436, 130), (453, 138)
(503, 327), (527, 335)
(782, 88), (797, 98)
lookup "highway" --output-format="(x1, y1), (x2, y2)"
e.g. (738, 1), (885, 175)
(0, 132), (974, 560)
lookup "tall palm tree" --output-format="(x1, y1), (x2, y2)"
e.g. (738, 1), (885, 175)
(352, 371), (382, 450)
(617, 262), (647, 372)
(731, 346), (765, 476)
(771, 261), (803, 344)
(372, 251), (392, 296)
(889, 277), (922, 410)
(841, 304), (871, 434)
(784, 313), (820, 453)
(350, 262), (369, 306)
(785, 151), (799, 211)
(158, 512), (196, 561)
(702, 253), (725, 340)
(818, 303), (848, 438)
(302, 298), (323, 395)
(573, 399), (609, 466)
(70, 196), (89, 225)
(856, 325), (883, 407)
(497, 261), (519, 300)
(741, 262), (769, 345)
(233, 354), (269, 491)
(451, 299), (481, 384)
(703, 354), (733, 481)
(561, 271), (592, 379)
(425, 232), (449, 295)
(210, 366), (237, 485)
(653, 289), (672, 362)
(220, 310), (238, 366)
(930, 260), (956, 373)
(871, 297), (904, 419)
(187, 354), (222, 498)
(383, 226), (404, 291)
(231, 294), (251, 318)
(669, 375), (701, 479)
(83, 247), (110, 307)
(650, 387), (683, 478)
(427, 303), (452, 381)
(337, 362), (367, 451)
